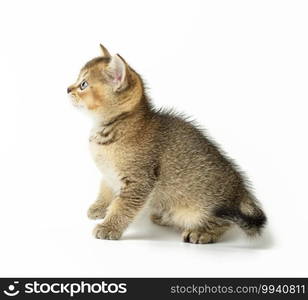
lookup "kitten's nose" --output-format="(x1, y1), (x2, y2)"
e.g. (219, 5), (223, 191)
(67, 87), (72, 94)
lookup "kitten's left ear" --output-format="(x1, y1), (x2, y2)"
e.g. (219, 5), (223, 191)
(99, 43), (111, 58)
(106, 54), (128, 92)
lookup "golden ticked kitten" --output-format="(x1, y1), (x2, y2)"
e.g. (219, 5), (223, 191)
(67, 44), (266, 244)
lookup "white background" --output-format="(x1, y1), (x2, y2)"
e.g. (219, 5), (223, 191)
(0, 0), (307, 277)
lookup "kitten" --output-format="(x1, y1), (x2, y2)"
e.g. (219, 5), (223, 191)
(67, 44), (267, 244)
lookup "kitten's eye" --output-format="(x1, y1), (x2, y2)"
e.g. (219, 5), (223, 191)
(79, 80), (88, 90)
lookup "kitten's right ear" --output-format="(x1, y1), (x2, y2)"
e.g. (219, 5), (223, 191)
(99, 44), (111, 58)
(105, 54), (128, 92)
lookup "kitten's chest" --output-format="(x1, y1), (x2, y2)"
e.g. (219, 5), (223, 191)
(89, 139), (122, 194)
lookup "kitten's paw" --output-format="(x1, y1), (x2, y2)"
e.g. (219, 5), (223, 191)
(89, 127), (106, 144)
(93, 224), (122, 240)
(182, 230), (218, 244)
(87, 205), (106, 220)
(150, 214), (168, 226)
(89, 132), (101, 143)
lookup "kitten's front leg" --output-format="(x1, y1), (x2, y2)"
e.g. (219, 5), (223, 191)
(88, 181), (114, 220)
(93, 177), (154, 240)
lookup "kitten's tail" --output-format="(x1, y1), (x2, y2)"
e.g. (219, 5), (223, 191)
(214, 191), (267, 236)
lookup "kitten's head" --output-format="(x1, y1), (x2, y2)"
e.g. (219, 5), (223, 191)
(67, 44), (142, 118)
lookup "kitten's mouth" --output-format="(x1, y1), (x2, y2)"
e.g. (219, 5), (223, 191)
(69, 95), (83, 108)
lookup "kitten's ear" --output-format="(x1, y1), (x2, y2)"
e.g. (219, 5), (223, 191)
(105, 54), (128, 92)
(99, 43), (111, 58)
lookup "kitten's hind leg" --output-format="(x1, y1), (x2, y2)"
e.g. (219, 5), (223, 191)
(182, 221), (230, 244)
(88, 181), (114, 220)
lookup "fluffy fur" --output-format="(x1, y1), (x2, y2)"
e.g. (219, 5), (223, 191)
(67, 44), (267, 244)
